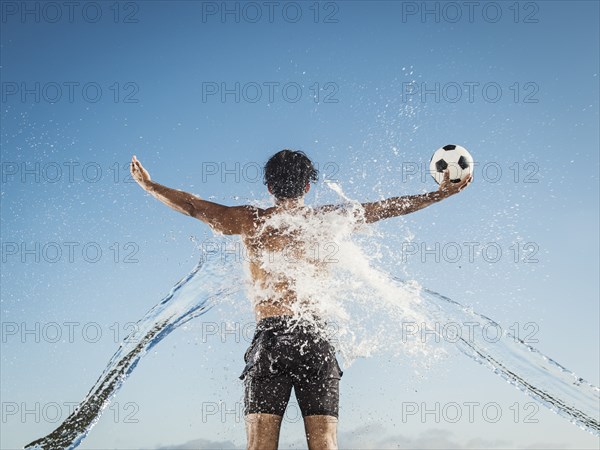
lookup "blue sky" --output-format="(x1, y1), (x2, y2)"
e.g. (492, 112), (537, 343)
(1, 1), (599, 448)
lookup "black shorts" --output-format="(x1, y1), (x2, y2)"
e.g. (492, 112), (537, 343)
(239, 315), (343, 418)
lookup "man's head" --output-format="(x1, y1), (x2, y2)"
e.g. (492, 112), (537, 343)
(264, 150), (319, 199)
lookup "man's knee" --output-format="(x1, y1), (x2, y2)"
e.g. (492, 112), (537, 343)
(307, 433), (337, 450)
(304, 415), (338, 450)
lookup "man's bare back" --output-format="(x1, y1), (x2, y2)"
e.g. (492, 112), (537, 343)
(244, 206), (311, 320)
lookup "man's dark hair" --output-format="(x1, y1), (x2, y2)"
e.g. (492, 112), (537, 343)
(263, 149), (318, 199)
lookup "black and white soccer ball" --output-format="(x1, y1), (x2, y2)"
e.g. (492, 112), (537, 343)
(429, 144), (474, 185)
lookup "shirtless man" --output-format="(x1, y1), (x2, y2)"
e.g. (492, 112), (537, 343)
(130, 150), (471, 450)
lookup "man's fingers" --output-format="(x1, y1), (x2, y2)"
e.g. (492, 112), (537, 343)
(129, 156), (150, 184)
(458, 174), (472, 191)
(130, 156), (139, 176)
(130, 161), (142, 178)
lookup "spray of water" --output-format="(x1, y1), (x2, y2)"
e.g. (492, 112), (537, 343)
(24, 253), (243, 450)
(24, 185), (599, 449)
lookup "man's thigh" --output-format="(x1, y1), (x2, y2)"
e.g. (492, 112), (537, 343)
(244, 373), (293, 416)
(294, 374), (341, 417)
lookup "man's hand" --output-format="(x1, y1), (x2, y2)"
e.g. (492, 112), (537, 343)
(130, 155), (152, 190)
(437, 170), (473, 199)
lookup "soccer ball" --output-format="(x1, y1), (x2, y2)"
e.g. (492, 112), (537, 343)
(429, 144), (474, 185)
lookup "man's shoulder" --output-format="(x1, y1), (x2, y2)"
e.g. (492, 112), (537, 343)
(232, 205), (268, 217)
(230, 205), (270, 234)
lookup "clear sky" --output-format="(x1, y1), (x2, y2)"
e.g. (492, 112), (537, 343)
(1, 1), (599, 449)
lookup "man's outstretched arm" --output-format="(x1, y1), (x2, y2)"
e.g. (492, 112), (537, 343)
(130, 155), (254, 235)
(361, 171), (472, 223)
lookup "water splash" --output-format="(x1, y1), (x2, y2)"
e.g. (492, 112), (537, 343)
(402, 279), (599, 435)
(24, 248), (599, 449)
(24, 251), (243, 450)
